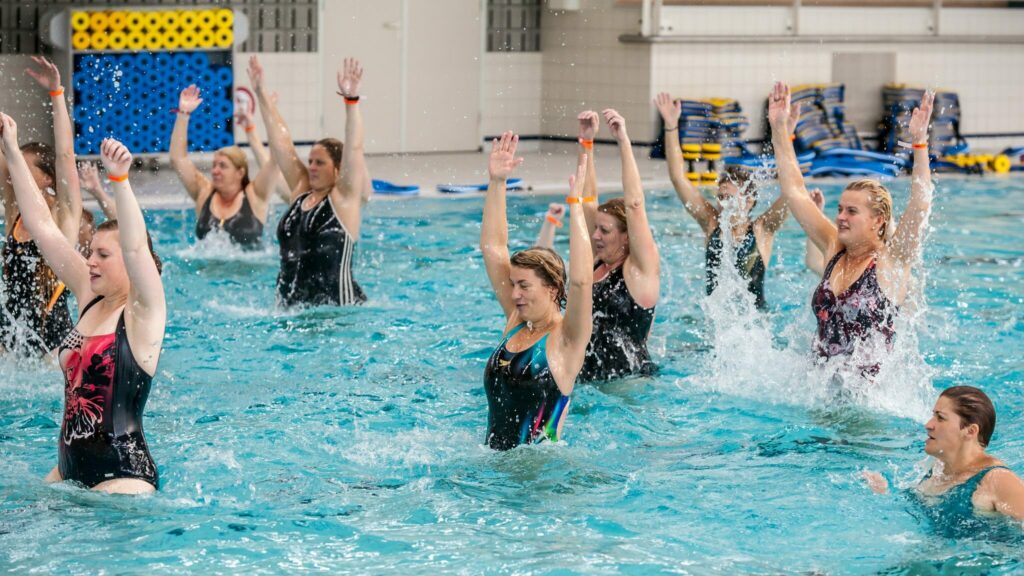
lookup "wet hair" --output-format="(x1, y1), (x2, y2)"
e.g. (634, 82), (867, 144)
(719, 165), (758, 209)
(314, 138), (344, 169)
(214, 146), (250, 189)
(509, 247), (567, 309)
(20, 142), (56, 185)
(940, 386), (996, 448)
(597, 198), (628, 233)
(81, 209), (95, 227)
(844, 179), (893, 240)
(95, 220), (163, 275)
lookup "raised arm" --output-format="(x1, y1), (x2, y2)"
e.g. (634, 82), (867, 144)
(480, 132), (523, 319)
(238, 97), (291, 204)
(768, 82), (835, 255)
(654, 92), (716, 233)
(535, 203), (565, 250)
(888, 91), (935, 265)
(78, 161), (117, 220)
(0, 144), (13, 235)
(804, 188), (826, 275)
(100, 139), (165, 374)
(337, 58), (372, 207)
(604, 109), (660, 282)
(169, 85), (210, 205)
(0, 113), (89, 297)
(248, 56), (308, 202)
(577, 111), (600, 236)
(26, 57), (81, 244)
(556, 154), (594, 394)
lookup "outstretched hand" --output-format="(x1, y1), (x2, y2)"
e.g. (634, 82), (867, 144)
(247, 55), (265, 92)
(578, 111), (599, 141)
(654, 92), (681, 126)
(235, 110), (253, 132)
(602, 109), (628, 142)
(78, 161), (103, 191)
(0, 113), (19, 154)
(337, 58), (363, 98)
(488, 131), (524, 181)
(25, 56), (61, 92)
(908, 90), (935, 145)
(178, 85), (203, 114)
(100, 139), (132, 178)
(546, 203), (566, 220)
(861, 471), (889, 494)
(768, 81), (799, 135)
(809, 188), (824, 211)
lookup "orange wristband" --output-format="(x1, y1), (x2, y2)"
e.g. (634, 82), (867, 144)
(49, 88), (64, 97)
(583, 195), (596, 203)
(244, 126), (255, 133)
(344, 97), (360, 105)
(546, 214), (563, 227)
(790, 134), (796, 141)
(579, 138), (593, 150)
(566, 196), (582, 204)
(107, 173), (129, 182)
(912, 142), (928, 149)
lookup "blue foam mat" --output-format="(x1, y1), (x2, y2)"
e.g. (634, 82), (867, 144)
(438, 178), (522, 194)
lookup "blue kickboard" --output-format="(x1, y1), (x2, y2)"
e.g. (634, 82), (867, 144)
(438, 178), (522, 194)
(372, 179), (420, 196)
(816, 147), (909, 168)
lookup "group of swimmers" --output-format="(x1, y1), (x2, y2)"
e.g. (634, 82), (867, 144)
(1, 56), (1021, 529)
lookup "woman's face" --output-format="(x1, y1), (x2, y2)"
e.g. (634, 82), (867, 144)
(924, 396), (975, 457)
(836, 189), (884, 247)
(716, 181), (755, 217)
(211, 153), (245, 195)
(86, 229), (129, 297)
(509, 266), (557, 323)
(592, 212), (628, 264)
(307, 145), (339, 191)
(23, 152), (56, 209)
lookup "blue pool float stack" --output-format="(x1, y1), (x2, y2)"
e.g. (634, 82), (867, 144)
(73, 51), (234, 155)
(878, 85), (966, 161)
(652, 97), (750, 161)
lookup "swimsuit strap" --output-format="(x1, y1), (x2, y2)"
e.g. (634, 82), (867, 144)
(821, 249), (846, 279)
(79, 295), (105, 320)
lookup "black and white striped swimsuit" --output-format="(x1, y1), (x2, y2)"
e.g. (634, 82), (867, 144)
(276, 192), (365, 306)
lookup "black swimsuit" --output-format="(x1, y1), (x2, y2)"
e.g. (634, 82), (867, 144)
(705, 225), (766, 309)
(579, 262), (656, 382)
(811, 250), (896, 362)
(57, 297), (158, 489)
(0, 217), (73, 354)
(276, 192), (365, 307)
(195, 192), (263, 248)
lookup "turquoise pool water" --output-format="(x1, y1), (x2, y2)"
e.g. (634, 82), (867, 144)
(1, 176), (1022, 574)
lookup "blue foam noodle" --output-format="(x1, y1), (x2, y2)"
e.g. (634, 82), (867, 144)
(188, 52), (208, 69)
(213, 68), (233, 88)
(153, 51), (173, 70)
(134, 52), (155, 71)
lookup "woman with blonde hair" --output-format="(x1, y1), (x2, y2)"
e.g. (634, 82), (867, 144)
(170, 85), (280, 248)
(769, 81), (934, 372)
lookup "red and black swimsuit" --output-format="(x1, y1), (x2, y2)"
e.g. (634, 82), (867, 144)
(57, 297), (158, 489)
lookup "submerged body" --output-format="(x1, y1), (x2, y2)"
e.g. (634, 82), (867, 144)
(580, 262), (655, 382)
(705, 225), (766, 310)
(195, 192), (264, 248)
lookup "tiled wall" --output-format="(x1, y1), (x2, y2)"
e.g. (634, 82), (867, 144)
(232, 52), (320, 144)
(481, 52), (544, 138)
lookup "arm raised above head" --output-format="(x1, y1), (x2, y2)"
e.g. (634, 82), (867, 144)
(249, 55), (308, 202)
(654, 92), (716, 233)
(169, 85), (209, 204)
(78, 161), (117, 220)
(557, 155), (594, 395)
(480, 132), (523, 320)
(888, 91), (935, 265)
(576, 111), (600, 236)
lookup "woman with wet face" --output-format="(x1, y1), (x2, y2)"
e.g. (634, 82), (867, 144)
(864, 386), (1024, 535)
(170, 85), (280, 248)
(0, 57), (82, 355)
(248, 56), (373, 307)
(2, 116), (165, 494)
(480, 131), (593, 450)
(769, 81), (935, 375)
(654, 93), (791, 310)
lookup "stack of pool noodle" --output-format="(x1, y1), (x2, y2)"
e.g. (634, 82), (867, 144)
(70, 8), (235, 155)
(652, 97), (753, 183)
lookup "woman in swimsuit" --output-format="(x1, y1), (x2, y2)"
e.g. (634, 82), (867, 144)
(769, 81), (934, 367)
(170, 85), (280, 248)
(0, 57), (81, 355)
(247, 56), (373, 306)
(655, 92), (790, 310)
(480, 131), (593, 450)
(3, 117), (164, 494)
(864, 386), (1024, 532)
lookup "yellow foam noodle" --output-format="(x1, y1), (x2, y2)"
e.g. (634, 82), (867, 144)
(108, 31), (127, 50)
(197, 30), (216, 48)
(180, 11), (198, 31)
(992, 154), (1011, 174)
(89, 11), (109, 32)
(180, 31), (199, 49)
(144, 32), (163, 50)
(197, 10), (217, 31)
(163, 30), (182, 49)
(71, 12), (91, 32)
(90, 32), (109, 50)
(215, 9), (234, 28)
(162, 11), (181, 30)
(108, 11), (128, 32)
(126, 32), (146, 50)
(72, 31), (91, 50)
(215, 29), (234, 48)
(143, 12), (162, 33)
(126, 12), (145, 33)
(701, 171), (718, 182)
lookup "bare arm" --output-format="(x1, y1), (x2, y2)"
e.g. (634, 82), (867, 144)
(604, 109), (660, 280)
(100, 139), (166, 375)
(768, 82), (836, 255)
(535, 203), (564, 250)
(26, 57), (81, 244)
(556, 155), (594, 395)
(238, 103), (292, 204)
(337, 58), (371, 208)
(989, 468), (1024, 521)
(78, 161), (117, 220)
(169, 85), (210, 205)
(0, 140), (15, 235)
(0, 113), (89, 297)
(480, 132), (523, 320)
(888, 91), (935, 265)
(577, 111), (600, 237)
(248, 56), (308, 202)
(804, 188), (826, 276)
(654, 92), (716, 233)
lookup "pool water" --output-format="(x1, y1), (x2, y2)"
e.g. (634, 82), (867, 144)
(1, 176), (1022, 574)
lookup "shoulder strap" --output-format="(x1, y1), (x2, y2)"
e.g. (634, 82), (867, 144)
(822, 249), (846, 279)
(79, 295), (105, 319)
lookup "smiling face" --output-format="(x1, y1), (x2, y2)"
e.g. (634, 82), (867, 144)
(307, 144), (339, 191)
(509, 266), (558, 323)
(836, 188), (885, 247)
(924, 396), (977, 457)
(592, 212), (628, 265)
(210, 152), (246, 196)
(86, 229), (129, 297)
